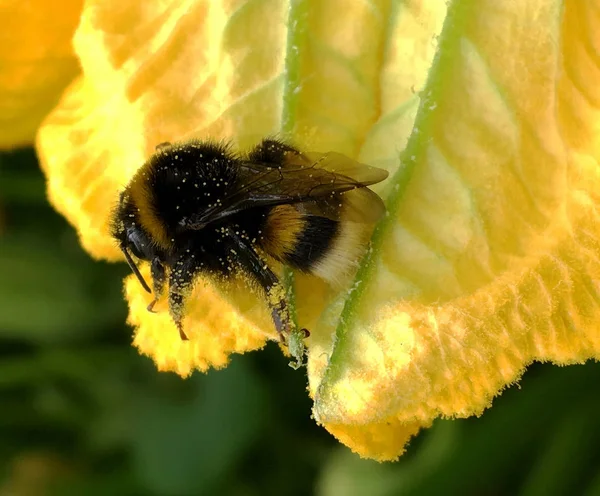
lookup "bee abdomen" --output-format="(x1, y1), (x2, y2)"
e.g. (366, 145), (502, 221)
(261, 204), (308, 261)
(262, 204), (338, 269)
(263, 204), (362, 282)
(285, 215), (339, 272)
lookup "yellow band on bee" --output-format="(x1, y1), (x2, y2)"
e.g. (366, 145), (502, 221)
(128, 168), (171, 251)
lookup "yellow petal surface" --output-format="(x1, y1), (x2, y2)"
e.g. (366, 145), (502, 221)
(0, 0), (83, 149)
(310, 0), (600, 460)
(126, 267), (270, 375)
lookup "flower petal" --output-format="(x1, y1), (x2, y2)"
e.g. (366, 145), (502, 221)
(127, 270), (271, 376)
(310, 0), (600, 459)
(37, 0), (291, 369)
(0, 0), (83, 149)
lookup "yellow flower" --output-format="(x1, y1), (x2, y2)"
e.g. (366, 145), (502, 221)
(7, 0), (597, 461)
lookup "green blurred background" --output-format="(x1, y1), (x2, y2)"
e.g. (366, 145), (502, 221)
(1, 147), (600, 496)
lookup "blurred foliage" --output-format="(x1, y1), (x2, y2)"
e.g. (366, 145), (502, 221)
(1, 148), (600, 495)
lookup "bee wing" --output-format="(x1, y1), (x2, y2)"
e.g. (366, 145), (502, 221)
(183, 150), (389, 229)
(295, 151), (388, 186)
(299, 186), (387, 224)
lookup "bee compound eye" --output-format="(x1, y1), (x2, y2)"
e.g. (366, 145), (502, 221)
(127, 239), (144, 259)
(126, 229), (149, 260)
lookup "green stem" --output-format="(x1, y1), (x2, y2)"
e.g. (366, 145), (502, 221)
(280, 1), (310, 366)
(281, 0), (309, 135)
(280, 0), (309, 330)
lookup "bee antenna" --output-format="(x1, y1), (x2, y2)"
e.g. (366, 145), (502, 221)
(120, 244), (152, 293)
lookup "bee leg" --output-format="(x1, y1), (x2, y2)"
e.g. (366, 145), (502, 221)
(229, 233), (292, 338)
(167, 257), (197, 341)
(269, 296), (291, 337)
(168, 290), (190, 341)
(147, 257), (166, 313)
(155, 141), (172, 151)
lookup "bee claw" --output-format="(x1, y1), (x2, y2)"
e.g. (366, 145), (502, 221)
(300, 328), (311, 338)
(147, 299), (158, 313)
(176, 321), (189, 341)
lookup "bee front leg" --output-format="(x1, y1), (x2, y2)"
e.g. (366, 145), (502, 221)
(147, 257), (166, 313)
(167, 257), (197, 341)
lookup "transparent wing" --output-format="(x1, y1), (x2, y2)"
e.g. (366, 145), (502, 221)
(184, 149), (389, 229)
(296, 187), (386, 224)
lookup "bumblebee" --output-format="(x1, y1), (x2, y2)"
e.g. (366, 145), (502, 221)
(110, 138), (388, 341)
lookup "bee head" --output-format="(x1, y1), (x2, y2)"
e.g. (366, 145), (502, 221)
(117, 225), (154, 293)
(110, 192), (154, 293)
(123, 225), (153, 261)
